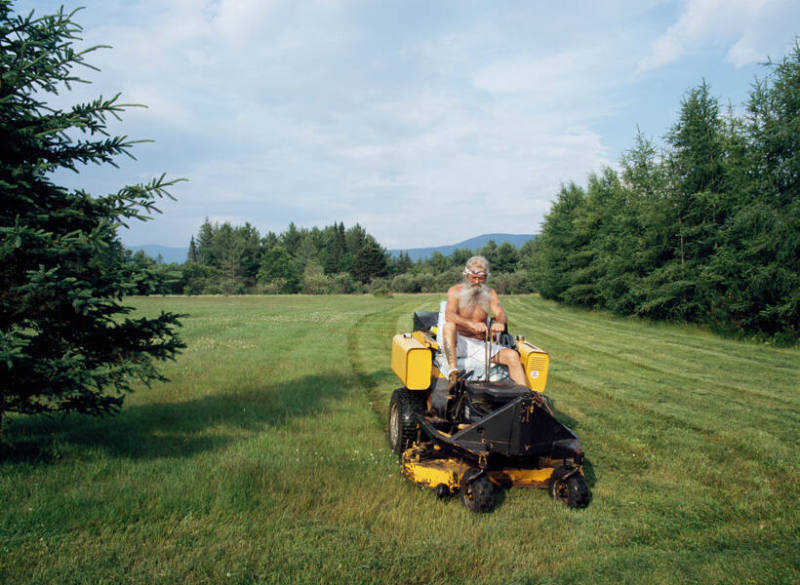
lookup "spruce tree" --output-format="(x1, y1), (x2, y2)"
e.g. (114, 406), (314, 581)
(732, 42), (800, 341)
(643, 81), (728, 321)
(0, 3), (184, 441)
(351, 237), (388, 283)
(529, 182), (587, 301)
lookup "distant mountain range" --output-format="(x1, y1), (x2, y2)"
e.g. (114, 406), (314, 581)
(127, 233), (537, 264)
(388, 233), (537, 262)
(127, 245), (190, 264)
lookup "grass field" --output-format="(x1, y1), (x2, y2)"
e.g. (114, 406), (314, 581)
(1, 294), (798, 585)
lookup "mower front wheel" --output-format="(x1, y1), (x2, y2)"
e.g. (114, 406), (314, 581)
(388, 388), (425, 455)
(549, 468), (590, 509)
(460, 468), (495, 513)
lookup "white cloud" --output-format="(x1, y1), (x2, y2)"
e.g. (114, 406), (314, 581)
(473, 46), (615, 97)
(638, 0), (799, 72)
(13, 1), (798, 249)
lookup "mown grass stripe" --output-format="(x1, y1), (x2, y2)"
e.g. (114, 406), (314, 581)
(505, 297), (799, 412)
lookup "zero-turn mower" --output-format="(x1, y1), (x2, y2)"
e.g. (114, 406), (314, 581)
(388, 308), (590, 513)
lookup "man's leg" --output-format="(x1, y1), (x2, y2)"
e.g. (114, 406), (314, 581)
(493, 348), (527, 386)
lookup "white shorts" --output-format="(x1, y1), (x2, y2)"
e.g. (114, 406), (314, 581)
(456, 334), (502, 362)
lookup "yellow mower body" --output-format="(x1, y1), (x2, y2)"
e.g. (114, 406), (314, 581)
(391, 331), (550, 392)
(388, 309), (590, 512)
(390, 332), (433, 390)
(401, 444), (561, 492)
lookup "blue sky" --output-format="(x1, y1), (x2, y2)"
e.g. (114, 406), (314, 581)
(15, 0), (800, 249)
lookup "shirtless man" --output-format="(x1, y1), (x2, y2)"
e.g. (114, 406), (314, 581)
(442, 255), (527, 386)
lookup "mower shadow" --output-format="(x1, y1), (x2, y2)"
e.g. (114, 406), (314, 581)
(1, 372), (354, 464)
(581, 458), (597, 488)
(548, 405), (597, 488)
(548, 401), (581, 430)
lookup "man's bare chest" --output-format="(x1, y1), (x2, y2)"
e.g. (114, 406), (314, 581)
(458, 305), (488, 323)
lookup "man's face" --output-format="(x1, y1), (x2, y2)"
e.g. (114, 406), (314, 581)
(465, 266), (488, 287)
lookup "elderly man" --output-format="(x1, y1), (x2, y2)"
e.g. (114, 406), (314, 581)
(442, 255), (527, 385)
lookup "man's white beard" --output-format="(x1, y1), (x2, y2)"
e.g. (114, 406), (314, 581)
(459, 281), (491, 313)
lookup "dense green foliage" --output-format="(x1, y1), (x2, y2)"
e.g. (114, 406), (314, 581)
(2, 295), (797, 584)
(183, 220), (386, 294)
(169, 219), (534, 295)
(531, 46), (800, 344)
(0, 2), (184, 439)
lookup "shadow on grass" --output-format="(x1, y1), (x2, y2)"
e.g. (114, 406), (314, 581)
(549, 405), (598, 490)
(1, 372), (354, 464)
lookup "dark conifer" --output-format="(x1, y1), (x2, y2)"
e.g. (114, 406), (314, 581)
(0, 3), (185, 442)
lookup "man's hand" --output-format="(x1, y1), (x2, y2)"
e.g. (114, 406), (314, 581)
(469, 320), (504, 339)
(470, 321), (489, 337)
(490, 322), (505, 334)
(489, 321), (506, 341)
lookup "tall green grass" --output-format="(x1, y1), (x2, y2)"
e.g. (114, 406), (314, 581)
(1, 294), (798, 584)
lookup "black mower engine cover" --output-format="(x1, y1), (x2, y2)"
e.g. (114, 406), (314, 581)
(453, 393), (583, 460)
(422, 379), (584, 464)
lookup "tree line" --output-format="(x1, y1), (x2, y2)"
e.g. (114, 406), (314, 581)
(529, 43), (800, 344)
(131, 220), (536, 296)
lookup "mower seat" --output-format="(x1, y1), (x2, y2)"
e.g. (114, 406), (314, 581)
(465, 379), (532, 407)
(412, 311), (439, 333)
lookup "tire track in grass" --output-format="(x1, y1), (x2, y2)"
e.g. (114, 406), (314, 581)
(556, 358), (797, 486)
(552, 370), (800, 536)
(573, 382), (797, 498)
(550, 336), (800, 445)
(506, 296), (796, 367)
(559, 372), (799, 476)
(535, 341), (799, 454)
(346, 296), (438, 427)
(544, 365), (798, 504)
(506, 297), (786, 371)
(506, 299), (800, 440)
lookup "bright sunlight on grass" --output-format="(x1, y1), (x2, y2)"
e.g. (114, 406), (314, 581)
(1, 295), (798, 584)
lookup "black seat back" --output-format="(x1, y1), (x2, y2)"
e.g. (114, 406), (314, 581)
(413, 311), (439, 332)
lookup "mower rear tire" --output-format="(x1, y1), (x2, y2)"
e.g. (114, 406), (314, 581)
(460, 468), (495, 513)
(388, 388), (425, 455)
(549, 468), (590, 509)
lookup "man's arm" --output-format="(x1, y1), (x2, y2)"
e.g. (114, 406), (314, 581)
(489, 290), (507, 333)
(444, 287), (462, 323)
(442, 287), (461, 376)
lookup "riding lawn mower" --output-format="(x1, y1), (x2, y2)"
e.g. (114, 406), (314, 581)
(388, 308), (590, 513)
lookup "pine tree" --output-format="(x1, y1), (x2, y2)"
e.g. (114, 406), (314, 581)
(493, 242), (519, 274)
(728, 42), (800, 341)
(351, 238), (388, 283)
(188, 236), (199, 264)
(0, 3), (184, 442)
(196, 218), (215, 266)
(614, 131), (671, 315)
(257, 245), (299, 293)
(529, 182), (587, 301)
(643, 81), (729, 321)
